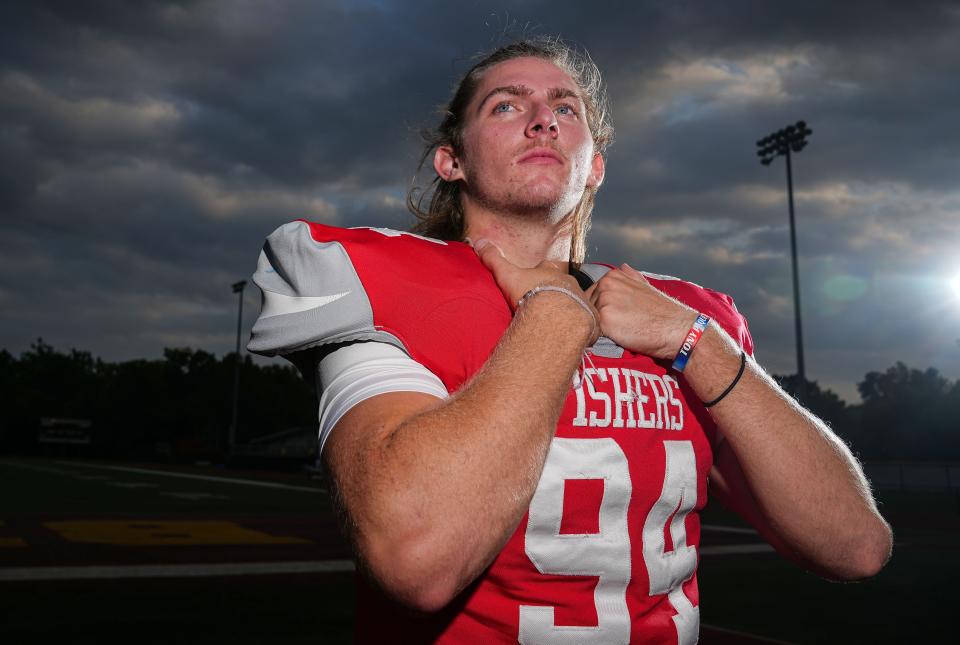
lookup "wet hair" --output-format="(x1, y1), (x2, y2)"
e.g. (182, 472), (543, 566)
(407, 36), (614, 265)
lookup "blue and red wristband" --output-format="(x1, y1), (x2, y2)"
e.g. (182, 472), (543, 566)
(671, 313), (711, 372)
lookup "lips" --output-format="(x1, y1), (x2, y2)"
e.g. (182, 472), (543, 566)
(518, 148), (563, 164)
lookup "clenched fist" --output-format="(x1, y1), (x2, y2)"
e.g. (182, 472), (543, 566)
(585, 263), (699, 360)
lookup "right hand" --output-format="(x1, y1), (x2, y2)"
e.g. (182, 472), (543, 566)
(473, 239), (599, 342)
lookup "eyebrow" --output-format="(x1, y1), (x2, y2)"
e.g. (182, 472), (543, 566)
(476, 84), (582, 115)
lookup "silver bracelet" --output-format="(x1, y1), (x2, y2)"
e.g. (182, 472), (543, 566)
(517, 285), (598, 336)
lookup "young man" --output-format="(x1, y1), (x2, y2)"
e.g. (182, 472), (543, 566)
(248, 39), (891, 644)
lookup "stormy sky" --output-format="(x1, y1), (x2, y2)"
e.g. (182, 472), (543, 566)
(1, 0), (958, 402)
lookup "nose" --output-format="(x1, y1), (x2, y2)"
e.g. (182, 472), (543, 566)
(525, 102), (558, 139)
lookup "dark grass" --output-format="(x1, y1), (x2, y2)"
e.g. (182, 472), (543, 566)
(0, 574), (356, 645)
(1, 458), (354, 643)
(698, 489), (959, 643)
(699, 546), (957, 643)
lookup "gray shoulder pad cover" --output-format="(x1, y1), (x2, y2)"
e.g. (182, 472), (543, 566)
(579, 263), (622, 358)
(579, 263), (612, 283)
(246, 221), (405, 357)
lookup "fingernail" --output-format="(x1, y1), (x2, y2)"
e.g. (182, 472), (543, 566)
(474, 238), (489, 252)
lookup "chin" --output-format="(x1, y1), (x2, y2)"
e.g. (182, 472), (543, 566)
(516, 180), (570, 207)
(510, 192), (567, 216)
(469, 178), (580, 217)
(527, 183), (582, 215)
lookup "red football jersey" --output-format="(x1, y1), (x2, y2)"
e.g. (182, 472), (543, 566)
(248, 221), (755, 644)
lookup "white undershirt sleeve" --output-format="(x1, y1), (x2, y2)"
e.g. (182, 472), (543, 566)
(316, 342), (448, 454)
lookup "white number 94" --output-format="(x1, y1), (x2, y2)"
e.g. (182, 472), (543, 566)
(519, 438), (699, 645)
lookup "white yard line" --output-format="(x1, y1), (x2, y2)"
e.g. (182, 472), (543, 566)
(0, 560), (355, 582)
(51, 461), (325, 494)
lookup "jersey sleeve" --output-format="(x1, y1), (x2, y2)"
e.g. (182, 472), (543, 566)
(246, 220), (407, 358)
(706, 288), (755, 358)
(316, 341), (448, 452)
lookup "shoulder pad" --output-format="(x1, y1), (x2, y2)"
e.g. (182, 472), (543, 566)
(247, 221), (405, 357)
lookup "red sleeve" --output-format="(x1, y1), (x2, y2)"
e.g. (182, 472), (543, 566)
(703, 287), (755, 358)
(642, 274), (755, 357)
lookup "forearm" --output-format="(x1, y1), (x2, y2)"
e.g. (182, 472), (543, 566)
(353, 292), (593, 605)
(685, 326), (892, 578)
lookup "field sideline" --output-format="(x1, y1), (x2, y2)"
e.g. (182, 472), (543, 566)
(0, 457), (953, 643)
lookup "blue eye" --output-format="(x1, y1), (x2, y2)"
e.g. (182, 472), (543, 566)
(494, 102), (514, 113)
(556, 104), (577, 116)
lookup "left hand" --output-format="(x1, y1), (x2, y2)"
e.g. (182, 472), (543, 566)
(585, 263), (698, 360)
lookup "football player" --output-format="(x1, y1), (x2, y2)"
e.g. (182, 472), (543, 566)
(248, 38), (891, 644)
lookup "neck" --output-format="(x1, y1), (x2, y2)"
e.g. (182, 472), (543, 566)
(462, 202), (573, 270)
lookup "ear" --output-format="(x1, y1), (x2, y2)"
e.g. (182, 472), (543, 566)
(434, 145), (465, 183)
(586, 152), (605, 189)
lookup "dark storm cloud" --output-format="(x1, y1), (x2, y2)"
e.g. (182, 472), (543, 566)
(1, 0), (958, 400)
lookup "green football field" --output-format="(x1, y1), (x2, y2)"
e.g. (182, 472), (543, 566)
(0, 457), (953, 644)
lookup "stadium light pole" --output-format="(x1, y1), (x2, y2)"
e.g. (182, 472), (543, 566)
(229, 279), (247, 457)
(756, 120), (813, 402)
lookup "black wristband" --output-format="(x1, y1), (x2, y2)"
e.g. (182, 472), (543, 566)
(702, 350), (746, 408)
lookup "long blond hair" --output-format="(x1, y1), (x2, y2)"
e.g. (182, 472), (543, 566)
(407, 36), (614, 266)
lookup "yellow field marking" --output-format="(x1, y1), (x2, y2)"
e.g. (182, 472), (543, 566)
(44, 520), (311, 546)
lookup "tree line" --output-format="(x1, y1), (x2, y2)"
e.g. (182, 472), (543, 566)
(0, 340), (315, 460)
(1, 339), (958, 461)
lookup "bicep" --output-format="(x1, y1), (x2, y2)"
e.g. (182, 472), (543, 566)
(316, 342), (447, 508)
(324, 390), (444, 487)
